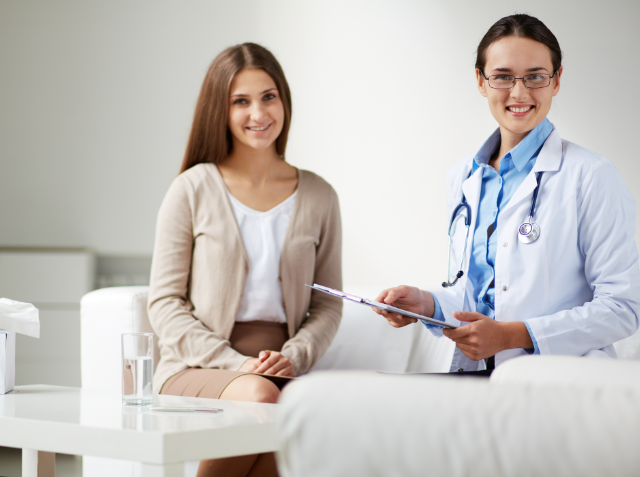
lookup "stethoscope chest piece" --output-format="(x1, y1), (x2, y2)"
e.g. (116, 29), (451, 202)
(518, 221), (540, 244)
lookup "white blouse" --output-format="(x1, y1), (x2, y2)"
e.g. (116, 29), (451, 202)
(227, 190), (297, 323)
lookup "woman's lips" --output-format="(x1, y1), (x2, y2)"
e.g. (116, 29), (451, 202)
(246, 123), (272, 133)
(507, 105), (534, 117)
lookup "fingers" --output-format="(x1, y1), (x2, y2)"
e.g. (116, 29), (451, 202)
(238, 357), (260, 373)
(259, 350), (271, 362)
(455, 342), (488, 361)
(382, 285), (409, 304)
(262, 359), (292, 376)
(381, 311), (416, 328)
(275, 365), (295, 377)
(254, 352), (291, 375)
(254, 353), (280, 374)
(374, 289), (390, 304)
(443, 325), (471, 341)
(375, 286), (410, 305)
(452, 311), (485, 322)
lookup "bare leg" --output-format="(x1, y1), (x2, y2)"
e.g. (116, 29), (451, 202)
(196, 375), (280, 477)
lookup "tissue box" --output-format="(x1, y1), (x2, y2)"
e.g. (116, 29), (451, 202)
(0, 331), (16, 394)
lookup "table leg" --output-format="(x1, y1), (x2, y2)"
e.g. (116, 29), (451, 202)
(140, 462), (184, 477)
(22, 449), (55, 477)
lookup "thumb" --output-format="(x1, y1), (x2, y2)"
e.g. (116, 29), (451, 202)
(383, 288), (402, 304)
(452, 311), (483, 322)
(259, 350), (271, 361)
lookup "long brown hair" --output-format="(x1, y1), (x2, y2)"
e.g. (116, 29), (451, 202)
(180, 43), (292, 173)
(476, 14), (563, 75)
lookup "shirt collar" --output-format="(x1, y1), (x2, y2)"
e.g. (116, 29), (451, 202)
(472, 118), (554, 173)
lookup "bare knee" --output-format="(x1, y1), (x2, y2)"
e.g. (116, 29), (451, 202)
(220, 375), (280, 403)
(247, 378), (280, 403)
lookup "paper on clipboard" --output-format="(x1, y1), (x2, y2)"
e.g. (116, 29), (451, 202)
(306, 284), (458, 329)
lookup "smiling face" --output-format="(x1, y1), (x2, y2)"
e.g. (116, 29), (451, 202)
(477, 36), (562, 140)
(228, 68), (285, 153)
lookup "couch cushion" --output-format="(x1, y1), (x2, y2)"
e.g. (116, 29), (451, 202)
(277, 371), (640, 477)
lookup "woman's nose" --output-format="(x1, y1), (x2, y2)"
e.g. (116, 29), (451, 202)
(250, 103), (267, 121)
(510, 78), (529, 99)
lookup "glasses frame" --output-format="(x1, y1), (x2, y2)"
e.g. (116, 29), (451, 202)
(481, 71), (558, 90)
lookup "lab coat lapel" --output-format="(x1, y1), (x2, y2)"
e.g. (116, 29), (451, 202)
(502, 129), (563, 215)
(503, 172), (538, 215)
(533, 128), (562, 173)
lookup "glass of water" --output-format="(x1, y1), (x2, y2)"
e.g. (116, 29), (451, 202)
(121, 333), (154, 405)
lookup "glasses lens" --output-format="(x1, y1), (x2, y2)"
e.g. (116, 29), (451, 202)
(524, 74), (550, 89)
(488, 75), (514, 89)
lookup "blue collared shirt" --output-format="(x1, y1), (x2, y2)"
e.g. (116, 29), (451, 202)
(431, 118), (554, 354)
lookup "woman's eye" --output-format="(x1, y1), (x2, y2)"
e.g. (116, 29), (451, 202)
(233, 98), (247, 105)
(495, 75), (513, 81)
(263, 93), (276, 101)
(528, 74), (545, 80)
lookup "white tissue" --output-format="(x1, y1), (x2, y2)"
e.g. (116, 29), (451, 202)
(0, 298), (40, 338)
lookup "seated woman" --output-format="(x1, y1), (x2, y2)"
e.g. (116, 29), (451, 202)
(148, 42), (342, 477)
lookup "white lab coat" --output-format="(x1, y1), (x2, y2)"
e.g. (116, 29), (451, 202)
(431, 128), (640, 371)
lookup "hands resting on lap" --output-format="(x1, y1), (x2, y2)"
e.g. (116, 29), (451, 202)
(239, 350), (295, 377)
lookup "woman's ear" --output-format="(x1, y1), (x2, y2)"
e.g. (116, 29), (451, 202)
(552, 65), (563, 97)
(476, 69), (487, 97)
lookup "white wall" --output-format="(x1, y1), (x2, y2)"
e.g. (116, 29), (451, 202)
(1, 0), (639, 292)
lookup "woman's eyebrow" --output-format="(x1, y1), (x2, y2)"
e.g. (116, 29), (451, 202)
(491, 66), (549, 73)
(230, 88), (277, 98)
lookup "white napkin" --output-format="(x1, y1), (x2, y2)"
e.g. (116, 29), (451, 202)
(0, 298), (40, 338)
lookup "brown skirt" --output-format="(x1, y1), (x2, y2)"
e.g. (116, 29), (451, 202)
(160, 321), (290, 399)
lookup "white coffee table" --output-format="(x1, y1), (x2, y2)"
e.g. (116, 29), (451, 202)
(0, 385), (278, 477)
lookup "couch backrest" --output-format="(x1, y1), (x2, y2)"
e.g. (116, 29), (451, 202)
(80, 286), (640, 394)
(80, 287), (157, 392)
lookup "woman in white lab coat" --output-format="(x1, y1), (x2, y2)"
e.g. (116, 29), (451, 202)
(374, 14), (640, 373)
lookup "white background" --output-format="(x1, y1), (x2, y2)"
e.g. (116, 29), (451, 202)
(1, 0), (639, 291)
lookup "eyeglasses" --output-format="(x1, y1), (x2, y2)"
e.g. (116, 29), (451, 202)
(481, 71), (558, 89)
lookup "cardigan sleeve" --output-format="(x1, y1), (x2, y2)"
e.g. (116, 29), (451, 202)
(280, 186), (343, 375)
(147, 175), (249, 373)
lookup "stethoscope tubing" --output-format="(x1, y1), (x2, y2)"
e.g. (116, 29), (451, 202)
(443, 169), (544, 288)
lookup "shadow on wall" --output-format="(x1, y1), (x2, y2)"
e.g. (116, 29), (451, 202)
(96, 255), (152, 288)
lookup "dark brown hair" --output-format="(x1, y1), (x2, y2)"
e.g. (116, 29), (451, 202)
(180, 43), (292, 173)
(476, 14), (563, 75)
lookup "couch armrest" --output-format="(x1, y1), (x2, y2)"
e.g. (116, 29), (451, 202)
(80, 286), (152, 391)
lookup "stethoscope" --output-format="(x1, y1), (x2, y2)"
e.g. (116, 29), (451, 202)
(442, 170), (544, 288)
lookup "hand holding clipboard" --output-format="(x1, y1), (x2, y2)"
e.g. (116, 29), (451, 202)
(306, 284), (458, 329)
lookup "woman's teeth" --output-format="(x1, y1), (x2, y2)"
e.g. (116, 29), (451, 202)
(508, 106), (532, 113)
(248, 125), (269, 131)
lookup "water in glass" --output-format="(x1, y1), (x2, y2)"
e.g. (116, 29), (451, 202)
(122, 356), (153, 405)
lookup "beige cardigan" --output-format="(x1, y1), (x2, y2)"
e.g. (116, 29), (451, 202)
(148, 163), (343, 390)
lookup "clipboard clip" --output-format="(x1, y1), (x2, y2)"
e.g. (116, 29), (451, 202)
(305, 284), (364, 303)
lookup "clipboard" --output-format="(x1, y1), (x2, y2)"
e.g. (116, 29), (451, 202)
(306, 284), (458, 329)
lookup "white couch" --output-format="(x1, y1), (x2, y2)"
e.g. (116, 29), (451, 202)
(82, 286), (640, 477)
(276, 352), (640, 476)
(79, 285), (455, 476)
